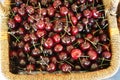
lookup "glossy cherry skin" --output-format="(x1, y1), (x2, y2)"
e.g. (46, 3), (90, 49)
(60, 6), (69, 16)
(26, 64), (35, 72)
(44, 38), (54, 49)
(60, 63), (72, 73)
(47, 6), (55, 17)
(80, 42), (91, 51)
(24, 43), (30, 52)
(83, 9), (92, 18)
(71, 16), (78, 25)
(88, 50), (98, 60)
(14, 14), (22, 23)
(52, 34), (61, 43)
(36, 20), (45, 30)
(53, 0), (62, 9)
(59, 51), (68, 60)
(8, 19), (16, 29)
(71, 48), (82, 60)
(47, 63), (56, 72)
(102, 51), (111, 59)
(71, 26), (79, 36)
(36, 30), (46, 38)
(26, 6), (34, 14)
(54, 44), (63, 53)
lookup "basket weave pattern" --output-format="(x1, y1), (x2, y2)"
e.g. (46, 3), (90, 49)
(0, 0), (120, 80)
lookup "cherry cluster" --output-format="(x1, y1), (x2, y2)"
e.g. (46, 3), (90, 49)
(8, 0), (111, 74)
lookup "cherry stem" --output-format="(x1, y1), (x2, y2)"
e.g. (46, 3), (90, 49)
(103, 23), (108, 29)
(38, 2), (42, 17)
(8, 32), (20, 42)
(92, 0), (95, 7)
(95, 20), (102, 30)
(85, 38), (97, 49)
(98, 43), (109, 51)
(26, 0), (29, 5)
(68, 14), (74, 27)
(100, 58), (104, 66)
(64, 60), (74, 67)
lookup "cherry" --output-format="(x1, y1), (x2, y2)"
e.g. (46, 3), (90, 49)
(71, 16), (78, 25)
(30, 33), (38, 41)
(45, 22), (53, 31)
(54, 20), (63, 33)
(30, 0), (38, 5)
(17, 27), (25, 35)
(18, 8), (26, 16)
(80, 41), (91, 51)
(24, 34), (30, 42)
(52, 34), (61, 43)
(18, 50), (26, 58)
(76, 13), (82, 20)
(8, 19), (16, 29)
(12, 7), (18, 14)
(88, 50), (98, 60)
(36, 20), (45, 30)
(37, 8), (47, 16)
(54, 44), (63, 53)
(55, 13), (61, 18)
(71, 3), (78, 12)
(71, 48), (82, 60)
(53, 0), (62, 9)
(18, 41), (25, 49)
(9, 50), (18, 57)
(23, 21), (31, 30)
(79, 0), (86, 4)
(20, 3), (26, 8)
(24, 43), (30, 52)
(26, 64), (35, 72)
(66, 45), (74, 53)
(70, 36), (76, 43)
(47, 63), (56, 72)
(31, 48), (40, 57)
(61, 63), (72, 73)
(15, 0), (23, 6)
(71, 26), (79, 36)
(19, 58), (27, 68)
(50, 56), (57, 64)
(88, 0), (93, 2)
(26, 6), (35, 14)
(44, 38), (54, 49)
(100, 34), (107, 42)
(86, 33), (93, 40)
(91, 63), (98, 70)
(61, 36), (71, 45)
(91, 9), (100, 18)
(27, 15), (35, 23)
(36, 30), (46, 38)
(77, 38), (84, 44)
(102, 51), (111, 59)
(81, 58), (91, 68)
(14, 14), (22, 23)
(60, 6), (69, 16)
(77, 23), (84, 32)
(83, 9), (92, 18)
(59, 51), (68, 60)
(82, 18), (89, 25)
(28, 56), (36, 64)
(47, 6), (55, 17)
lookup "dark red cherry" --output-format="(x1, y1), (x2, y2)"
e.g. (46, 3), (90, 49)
(71, 26), (79, 36)
(36, 30), (46, 38)
(17, 27), (25, 35)
(102, 51), (111, 59)
(92, 9), (100, 18)
(59, 51), (68, 60)
(60, 6), (69, 16)
(19, 58), (27, 68)
(88, 50), (98, 60)
(9, 50), (18, 57)
(54, 44), (63, 53)
(24, 43), (30, 52)
(26, 64), (35, 72)
(8, 19), (16, 29)
(77, 23), (84, 32)
(18, 8), (26, 16)
(26, 6), (34, 14)
(81, 58), (91, 68)
(27, 15), (35, 23)
(61, 63), (72, 73)
(53, 0), (62, 8)
(71, 16), (78, 25)
(47, 63), (56, 72)
(14, 14), (22, 23)
(44, 38), (54, 49)
(71, 48), (82, 60)
(24, 34), (30, 42)
(76, 13), (82, 20)
(52, 34), (61, 43)
(12, 7), (18, 13)
(66, 45), (74, 53)
(50, 56), (57, 64)
(80, 41), (91, 51)
(79, 0), (86, 4)
(18, 41), (25, 49)
(61, 36), (71, 45)
(31, 48), (40, 57)
(36, 20), (45, 30)
(83, 9), (92, 18)
(30, 33), (38, 41)
(47, 6), (55, 17)
(45, 22), (53, 31)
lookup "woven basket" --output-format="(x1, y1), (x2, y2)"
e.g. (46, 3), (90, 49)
(0, 0), (120, 80)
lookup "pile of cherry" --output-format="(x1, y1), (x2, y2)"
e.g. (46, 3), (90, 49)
(8, 0), (111, 74)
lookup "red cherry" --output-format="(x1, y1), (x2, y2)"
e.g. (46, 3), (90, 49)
(52, 34), (61, 43)
(71, 16), (78, 25)
(24, 43), (30, 52)
(71, 48), (82, 60)
(18, 8), (26, 16)
(44, 38), (54, 49)
(26, 64), (35, 72)
(14, 14), (22, 23)
(54, 44), (63, 53)
(36, 20), (45, 30)
(53, 0), (62, 8)
(36, 30), (46, 38)
(80, 42), (91, 51)
(60, 6), (69, 16)
(26, 6), (34, 14)
(88, 50), (98, 60)
(8, 19), (16, 29)
(47, 63), (56, 72)
(83, 9), (92, 18)
(45, 22), (53, 31)
(47, 6), (55, 17)
(92, 9), (100, 18)
(102, 51), (111, 59)
(71, 26), (79, 36)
